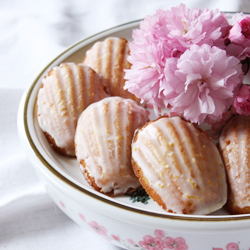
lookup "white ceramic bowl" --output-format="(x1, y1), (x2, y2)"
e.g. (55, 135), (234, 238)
(18, 20), (250, 250)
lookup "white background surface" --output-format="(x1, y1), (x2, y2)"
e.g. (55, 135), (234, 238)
(1, 0), (250, 249)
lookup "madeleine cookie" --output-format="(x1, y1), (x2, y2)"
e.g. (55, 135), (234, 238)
(219, 115), (250, 214)
(132, 116), (227, 215)
(75, 96), (148, 196)
(37, 62), (109, 156)
(83, 37), (140, 103)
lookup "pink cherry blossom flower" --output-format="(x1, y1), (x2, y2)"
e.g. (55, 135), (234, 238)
(226, 242), (239, 250)
(124, 4), (230, 106)
(164, 237), (188, 250)
(124, 62), (166, 106)
(139, 235), (164, 250)
(162, 4), (229, 50)
(227, 14), (250, 60)
(233, 84), (250, 115)
(162, 44), (243, 124)
(125, 5), (247, 125)
(131, 4), (229, 54)
(88, 221), (108, 237)
(229, 15), (250, 44)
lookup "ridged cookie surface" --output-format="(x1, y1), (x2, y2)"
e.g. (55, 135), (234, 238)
(75, 96), (148, 196)
(37, 62), (109, 156)
(83, 37), (140, 103)
(219, 115), (250, 214)
(132, 116), (227, 215)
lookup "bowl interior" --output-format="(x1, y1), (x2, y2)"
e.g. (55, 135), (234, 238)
(23, 19), (250, 220)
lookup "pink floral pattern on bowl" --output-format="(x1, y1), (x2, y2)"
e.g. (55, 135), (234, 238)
(79, 210), (250, 250)
(78, 211), (188, 250)
(138, 230), (188, 250)
(213, 242), (249, 250)
(57, 199), (250, 250)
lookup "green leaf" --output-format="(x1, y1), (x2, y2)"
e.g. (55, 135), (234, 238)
(126, 188), (150, 204)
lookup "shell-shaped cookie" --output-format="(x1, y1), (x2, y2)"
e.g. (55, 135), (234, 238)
(132, 116), (227, 215)
(219, 115), (250, 214)
(83, 37), (140, 103)
(37, 62), (109, 157)
(75, 96), (148, 196)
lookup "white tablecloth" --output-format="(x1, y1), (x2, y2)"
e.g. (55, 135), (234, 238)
(1, 0), (250, 249)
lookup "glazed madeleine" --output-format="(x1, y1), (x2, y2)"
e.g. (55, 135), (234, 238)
(83, 37), (140, 103)
(132, 116), (227, 215)
(219, 115), (250, 214)
(75, 96), (148, 196)
(37, 62), (109, 157)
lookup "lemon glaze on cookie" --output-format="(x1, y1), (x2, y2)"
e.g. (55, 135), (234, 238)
(75, 96), (148, 196)
(37, 62), (109, 156)
(132, 116), (227, 215)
